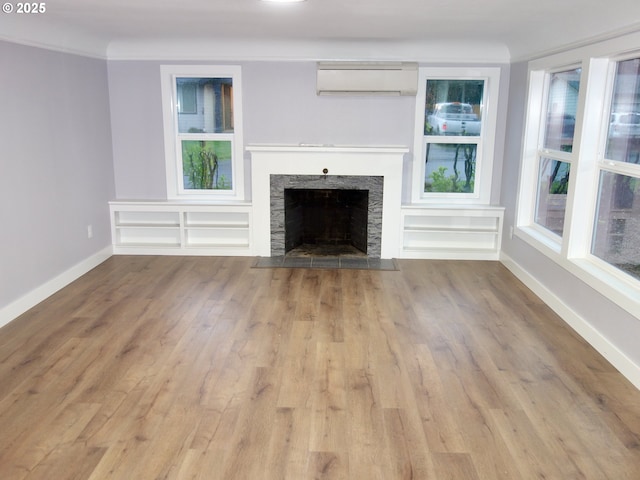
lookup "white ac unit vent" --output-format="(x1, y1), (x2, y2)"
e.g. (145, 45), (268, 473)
(317, 62), (418, 96)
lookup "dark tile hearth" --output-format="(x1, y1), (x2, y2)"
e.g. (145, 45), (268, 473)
(286, 243), (366, 258)
(252, 254), (398, 271)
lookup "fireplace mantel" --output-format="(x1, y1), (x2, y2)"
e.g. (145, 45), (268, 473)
(248, 144), (408, 258)
(247, 144), (408, 154)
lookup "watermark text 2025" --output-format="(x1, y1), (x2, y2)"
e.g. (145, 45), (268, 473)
(2, 3), (47, 14)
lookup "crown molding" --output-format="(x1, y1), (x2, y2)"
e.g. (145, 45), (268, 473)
(0, 16), (108, 59)
(104, 37), (510, 63)
(511, 23), (640, 64)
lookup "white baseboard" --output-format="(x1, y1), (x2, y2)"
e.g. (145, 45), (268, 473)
(500, 252), (640, 391)
(0, 246), (113, 329)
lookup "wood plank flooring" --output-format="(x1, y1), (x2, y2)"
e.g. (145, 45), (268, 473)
(0, 255), (639, 479)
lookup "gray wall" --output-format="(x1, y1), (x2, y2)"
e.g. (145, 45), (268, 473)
(108, 61), (167, 199)
(108, 60), (508, 204)
(1, 39), (637, 380)
(109, 60), (416, 201)
(500, 61), (640, 368)
(1, 51), (510, 317)
(242, 62), (415, 146)
(0, 41), (115, 310)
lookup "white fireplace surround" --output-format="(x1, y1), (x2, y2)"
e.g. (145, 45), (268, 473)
(248, 145), (407, 259)
(109, 144), (502, 261)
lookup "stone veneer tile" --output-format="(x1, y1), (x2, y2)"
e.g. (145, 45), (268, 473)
(270, 175), (384, 258)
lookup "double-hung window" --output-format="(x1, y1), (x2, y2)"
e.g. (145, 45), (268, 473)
(518, 43), (640, 318)
(161, 65), (244, 199)
(412, 67), (500, 204)
(591, 56), (640, 282)
(519, 67), (581, 248)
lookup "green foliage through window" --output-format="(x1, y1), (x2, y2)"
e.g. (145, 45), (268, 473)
(424, 144), (476, 193)
(426, 166), (475, 193)
(182, 140), (232, 190)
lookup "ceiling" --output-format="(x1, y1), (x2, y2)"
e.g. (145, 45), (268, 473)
(2, 0), (640, 60)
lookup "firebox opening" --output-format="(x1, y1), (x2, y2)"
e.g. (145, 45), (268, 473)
(284, 188), (369, 256)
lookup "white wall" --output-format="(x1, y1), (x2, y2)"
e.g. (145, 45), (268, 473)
(0, 41), (115, 320)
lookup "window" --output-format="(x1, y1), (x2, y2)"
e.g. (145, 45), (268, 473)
(517, 67), (581, 252)
(543, 69), (580, 154)
(517, 44), (640, 318)
(535, 158), (571, 236)
(591, 57), (640, 282)
(161, 66), (244, 199)
(412, 68), (500, 204)
(177, 80), (197, 114)
(536, 68), (581, 239)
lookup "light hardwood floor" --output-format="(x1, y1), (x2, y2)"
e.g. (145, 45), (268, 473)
(1, 255), (639, 479)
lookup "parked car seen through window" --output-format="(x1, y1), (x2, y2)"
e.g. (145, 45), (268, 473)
(427, 102), (481, 136)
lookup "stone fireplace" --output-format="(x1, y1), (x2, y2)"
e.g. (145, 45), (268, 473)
(272, 175), (383, 257)
(284, 188), (370, 255)
(248, 145), (407, 259)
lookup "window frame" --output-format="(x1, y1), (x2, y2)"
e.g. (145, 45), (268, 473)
(411, 67), (501, 204)
(587, 53), (640, 284)
(516, 64), (583, 254)
(516, 43), (640, 320)
(161, 65), (245, 200)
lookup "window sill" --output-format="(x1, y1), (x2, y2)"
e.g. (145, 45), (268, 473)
(514, 225), (562, 257)
(515, 225), (640, 320)
(566, 257), (640, 320)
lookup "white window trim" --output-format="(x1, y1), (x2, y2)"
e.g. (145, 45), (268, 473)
(516, 63), (583, 253)
(160, 65), (245, 200)
(515, 37), (640, 320)
(411, 67), (500, 205)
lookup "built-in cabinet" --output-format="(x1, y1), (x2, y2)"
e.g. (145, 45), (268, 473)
(400, 205), (504, 260)
(109, 201), (503, 260)
(110, 201), (252, 255)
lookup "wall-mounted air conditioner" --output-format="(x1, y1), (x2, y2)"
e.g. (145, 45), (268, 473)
(316, 62), (418, 96)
